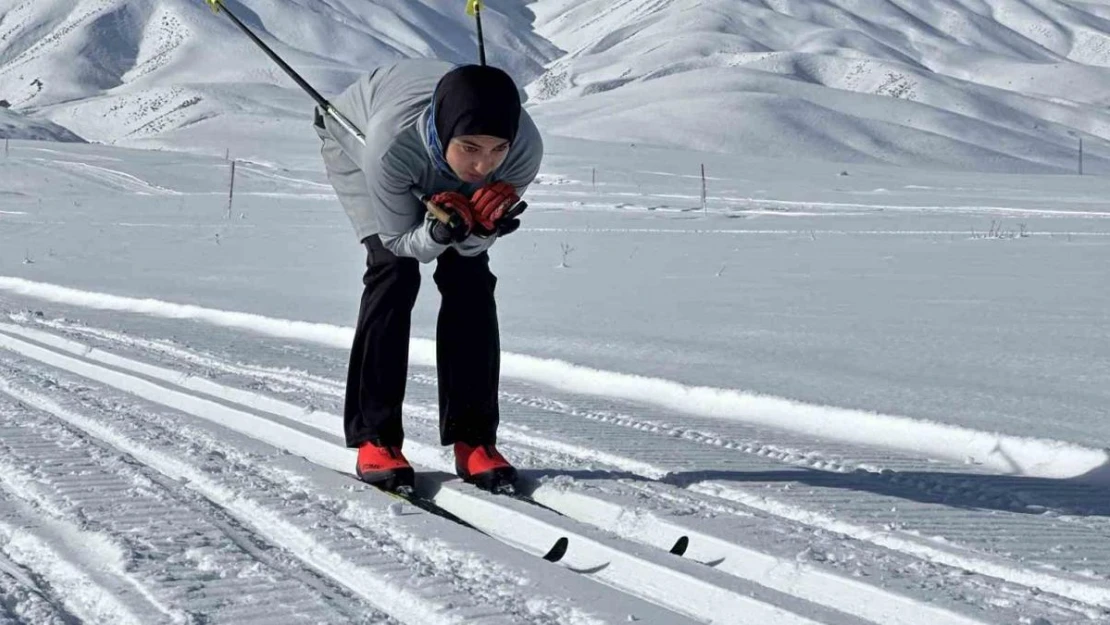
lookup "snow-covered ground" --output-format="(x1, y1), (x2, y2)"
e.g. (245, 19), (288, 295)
(3, 0), (1110, 622)
(2, 136), (1110, 624)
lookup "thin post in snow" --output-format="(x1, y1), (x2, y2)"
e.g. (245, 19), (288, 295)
(701, 164), (707, 213)
(1079, 137), (1084, 176)
(4, 139), (8, 158)
(592, 167), (596, 192)
(226, 160), (237, 220)
(225, 147), (230, 161)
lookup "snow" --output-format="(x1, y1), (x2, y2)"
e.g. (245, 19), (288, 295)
(0, 0), (558, 156)
(1, 276), (1106, 483)
(525, 0), (1110, 172)
(3, 135), (1110, 623)
(3, 0), (1110, 623)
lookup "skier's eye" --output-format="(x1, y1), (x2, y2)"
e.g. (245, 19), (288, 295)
(463, 146), (479, 154)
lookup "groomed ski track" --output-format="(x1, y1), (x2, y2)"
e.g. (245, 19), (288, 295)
(0, 286), (1108, 624)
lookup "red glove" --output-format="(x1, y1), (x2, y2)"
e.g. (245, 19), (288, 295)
(470, 182), (520, 231)
(428, 191), (474, 231)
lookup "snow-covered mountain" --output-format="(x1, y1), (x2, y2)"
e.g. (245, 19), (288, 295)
(525, 0), (1110, 172)
(0, 106), (82, 141)
(4, 0), (1110, 171)
(0, 0), (558, 151)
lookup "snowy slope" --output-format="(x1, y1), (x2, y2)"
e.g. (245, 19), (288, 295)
(0, 107), (81, 141)
(0, 123), (1109, 623)
(0, 0), (559, 151)
(525, 0), (1110, 172)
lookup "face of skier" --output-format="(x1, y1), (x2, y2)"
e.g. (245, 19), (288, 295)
(445, 135), (510, 184)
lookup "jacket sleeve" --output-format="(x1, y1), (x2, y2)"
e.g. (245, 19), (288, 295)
(452, 232), (498, 256)
(367, 146), (449, 263)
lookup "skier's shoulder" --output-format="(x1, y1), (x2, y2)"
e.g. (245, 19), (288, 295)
(504, 108), (543, 168)
(357, 117), (426, 187)
(515, 108), (542, 152)
(363, 59), (455, 98)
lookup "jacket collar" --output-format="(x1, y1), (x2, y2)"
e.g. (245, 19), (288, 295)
(419, 104), (456, 179)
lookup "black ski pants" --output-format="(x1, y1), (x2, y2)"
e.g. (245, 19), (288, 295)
(344, 235), (500, 448)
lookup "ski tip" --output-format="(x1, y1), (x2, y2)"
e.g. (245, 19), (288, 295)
(543, 536), (570, 563)
(670, 536), (690, 556)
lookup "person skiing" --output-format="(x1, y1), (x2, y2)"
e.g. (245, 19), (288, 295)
(314, 59), (543, 493)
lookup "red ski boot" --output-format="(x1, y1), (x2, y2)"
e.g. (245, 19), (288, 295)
(355, 441), (414, 493)
(455, 442), (518, 493)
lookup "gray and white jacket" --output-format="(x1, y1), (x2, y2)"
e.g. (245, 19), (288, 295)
(315, 59), (543, 262)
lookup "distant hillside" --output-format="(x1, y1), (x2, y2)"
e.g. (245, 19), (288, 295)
(0, 0), (558, 147)
(524, 0), (1110, 172)
(4, 0), (1110, 171)
(0, 106), (82, 141)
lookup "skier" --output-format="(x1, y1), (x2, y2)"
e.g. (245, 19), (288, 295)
(314, 59), (543, 493)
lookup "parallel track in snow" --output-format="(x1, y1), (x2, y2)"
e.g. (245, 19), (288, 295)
(2, 316), (1105, 624)
(0, 322), (860, 625)
(0, 356), (689, 625)
(0, 373), (397, 625)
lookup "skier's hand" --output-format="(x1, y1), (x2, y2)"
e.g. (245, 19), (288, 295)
(470, 181), (519, 232)
(491, 201), (527, 238)
(426, 192), (474, 243)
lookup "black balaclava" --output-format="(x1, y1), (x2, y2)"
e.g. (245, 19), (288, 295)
(434, 65), (522, 147)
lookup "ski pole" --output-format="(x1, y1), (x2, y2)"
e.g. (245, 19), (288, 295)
(466, 0), (487, 66)
(203, 0), (518, 233)
(202, 0), (365, 146)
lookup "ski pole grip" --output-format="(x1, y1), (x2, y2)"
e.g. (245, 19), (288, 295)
(421, 195), (452, 224)
(421, 195), (468, 239)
